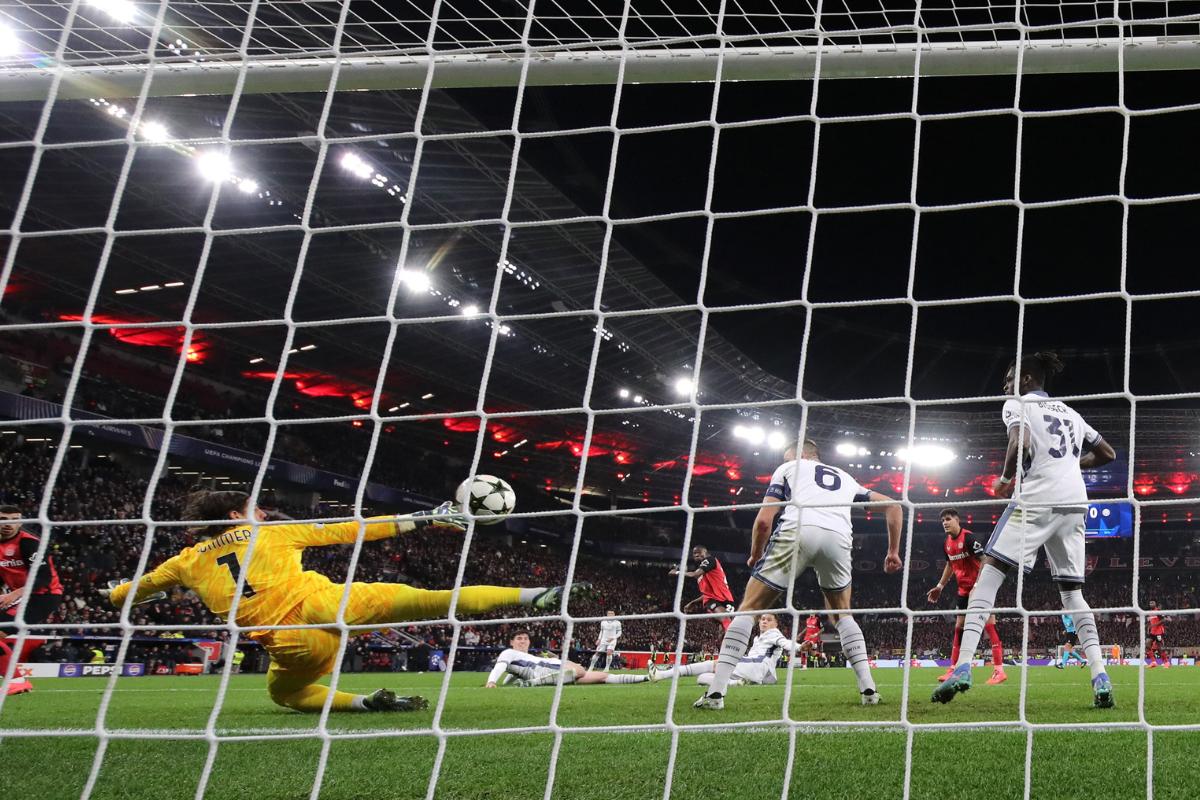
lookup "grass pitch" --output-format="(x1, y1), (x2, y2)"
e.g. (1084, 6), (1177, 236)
(1, 665), (1197, 799)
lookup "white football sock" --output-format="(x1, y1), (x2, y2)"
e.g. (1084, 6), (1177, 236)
(835, 616), (874, 694)
(956, 564), (1006, 669)
(1060, 589), (1107, 680)
(656, 661), (714, 680)
(707, 615), (755, 696)
(518, 588), (547, 605)
(604, 673), (647, 684)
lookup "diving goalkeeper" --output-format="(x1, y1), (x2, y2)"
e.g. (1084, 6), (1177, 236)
(104, 491), (590, 714)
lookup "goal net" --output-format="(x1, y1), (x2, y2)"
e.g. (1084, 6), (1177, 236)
(0, 0), (1197, 798)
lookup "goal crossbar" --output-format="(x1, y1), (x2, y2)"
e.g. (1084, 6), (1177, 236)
(4, 37), (1200, 102)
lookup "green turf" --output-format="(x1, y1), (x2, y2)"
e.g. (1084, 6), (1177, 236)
(0, 666), (1195, 799)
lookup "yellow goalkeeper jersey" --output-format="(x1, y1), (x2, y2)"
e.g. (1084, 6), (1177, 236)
(108, 518), (400, 629)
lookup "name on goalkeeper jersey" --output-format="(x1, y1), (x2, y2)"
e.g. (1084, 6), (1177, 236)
(197, 529), (252, 553)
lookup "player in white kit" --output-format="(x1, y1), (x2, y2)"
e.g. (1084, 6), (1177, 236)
(648, 613), (799, 686)
(932, 352), (1117, 708)
(694, 439), (904, 710)
(588, 610), (623, 672)
(485, 630), (647, 688)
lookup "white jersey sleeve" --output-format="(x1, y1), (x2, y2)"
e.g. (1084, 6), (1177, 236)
(1002, 398), (1023, 432)
(486, 650), (514, 684)
(1003, 392), (1104, 506)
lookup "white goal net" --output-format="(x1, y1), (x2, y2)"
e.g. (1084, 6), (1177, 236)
(1, 0), (1198, 798)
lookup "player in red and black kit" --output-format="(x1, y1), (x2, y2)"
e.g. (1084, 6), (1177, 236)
(926, 509), (1007, 685)
(1146, 600), (1168, 668)
(800, 613), (823, 668)
(671, 545), (736, 631)
(0, 504), (64, 696)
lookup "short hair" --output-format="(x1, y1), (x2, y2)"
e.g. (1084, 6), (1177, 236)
(0, 504), (21, 516)
(510, 629), (531, 640)
(802, 438), (820, 458)
(940, 508), (961, 520)
(1010, 351), (1065, 389)
(692, 544), (708, 553)
(183, 490), (249, 538)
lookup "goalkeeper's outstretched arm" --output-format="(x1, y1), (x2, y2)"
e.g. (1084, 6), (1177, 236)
(279, 502), (467, 548)
(104, 557), (183, 607)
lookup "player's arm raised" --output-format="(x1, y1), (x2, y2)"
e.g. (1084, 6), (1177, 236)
(103, 556), (183, 607)
(864, 490), (903, 573)
(280, 502), (467, 548)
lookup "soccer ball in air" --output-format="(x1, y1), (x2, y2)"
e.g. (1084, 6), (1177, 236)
(455, 475), (517, 525)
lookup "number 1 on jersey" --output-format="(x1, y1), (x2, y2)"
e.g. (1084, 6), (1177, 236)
(216, 553), (257, 598)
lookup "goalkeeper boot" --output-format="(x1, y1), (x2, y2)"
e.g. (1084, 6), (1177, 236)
(930, 663), (973, 704)
(1092, 673), (1115, 709)
(411, 501), (470, 532)
(363, 689), (428, 712)
(531, 582), (595, 612)
(693, 691), (724, 710)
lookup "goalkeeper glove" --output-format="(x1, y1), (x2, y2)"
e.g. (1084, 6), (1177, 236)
(99, 580), (168, 605)
(411, 501), (469, 532)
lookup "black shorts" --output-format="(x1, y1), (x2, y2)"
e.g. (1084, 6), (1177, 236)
(705, 599), (736, 615)
(1062, 632), (1079, 646)
(954, 593), (971, 611)
(1, 594), (62, 630)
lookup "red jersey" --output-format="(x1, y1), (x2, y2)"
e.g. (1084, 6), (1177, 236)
(1149, 614), (1165, 636)
(0, 531), (63, 596)
(944, 527), (984, 595)
(804, 614), (821, 642)
(695, 556), (735, 604)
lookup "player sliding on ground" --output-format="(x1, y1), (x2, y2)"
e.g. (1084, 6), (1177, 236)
(104, 491), (592, 713)
(485, 630), (648, 687)
(694, 440), (904, 710)
(649, 612), (799, 686)
(932, 352), (1117, 708)
(926, 508), (1007, 685)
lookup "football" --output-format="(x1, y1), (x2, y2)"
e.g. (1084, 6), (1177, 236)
(455, 474), (517, 525)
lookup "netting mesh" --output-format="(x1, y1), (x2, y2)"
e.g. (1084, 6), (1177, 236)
(2, 0), (1200, 798)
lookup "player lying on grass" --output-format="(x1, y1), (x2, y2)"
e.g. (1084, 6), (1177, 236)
(103, 490), (592, 714)
(932, 352), (1117, 709)
(694, 440), (904, 710)
(485, 630), (648, 687)
(649, 613), (801, 686)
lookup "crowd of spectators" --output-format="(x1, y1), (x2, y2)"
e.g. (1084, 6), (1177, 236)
(1, 434), (1198, 672)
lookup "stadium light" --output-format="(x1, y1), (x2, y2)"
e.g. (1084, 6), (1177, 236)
(237, 178), (259, 194)
(618, 388), (630, 399)
(835, 442), (857, 457)
(766, 431), (787, 450)
(88, 0), (138, 23)
(0, 25), (22, 59)
(460, 304), (480, 317)
(421, 393), (434, 400)
(673, 376), (694, 395)
(897, 444), (957, 468)
(632, 394), (643, 404)
(139, 121), (170, 142)
(397, 269), (431, 293)
(340, 152), (373, 180)
(196, 151), (232, 182)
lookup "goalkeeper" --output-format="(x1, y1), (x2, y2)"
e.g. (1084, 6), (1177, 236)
(104, 490), (590, 714)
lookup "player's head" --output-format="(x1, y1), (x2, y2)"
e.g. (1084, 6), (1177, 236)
(0, 504), (21, 540)
(691, 545), (709, 560)
(183, 490), (266, 537)
(510, 630), (531, 651)
(940, 508), (961, 534)
(606, 609), (616, 617)
(757, 613), (778, 631)
(1004, 351), (1065, 395)
(799, 438), (820, 461)
(1149, 600), (1159, 610)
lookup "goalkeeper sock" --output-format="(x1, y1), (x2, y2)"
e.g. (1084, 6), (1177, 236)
(835, 616), (874, 694)
(985, 623), (1003, 666)
(956, 565), (1005, 668)
(707, 615), (754, 696)
(604, 674), (647, 684)
(1060, 589), (1106, 680)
